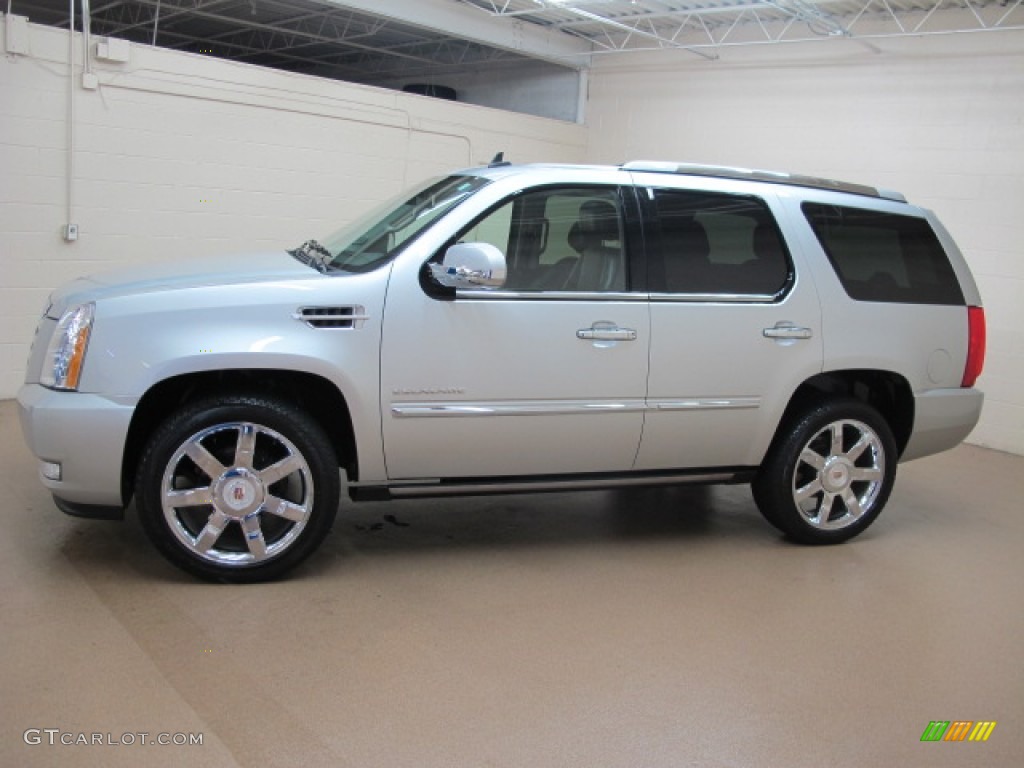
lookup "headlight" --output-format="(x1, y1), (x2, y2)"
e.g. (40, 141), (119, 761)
(41, 303), (95, 390)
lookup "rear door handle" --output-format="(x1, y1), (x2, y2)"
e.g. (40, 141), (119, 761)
(763, 324), (813, 340)
(577, 324), (637, 341)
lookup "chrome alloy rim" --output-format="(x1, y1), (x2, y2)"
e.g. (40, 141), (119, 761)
(791, 419), (885, 531)
(161, 422), (314, 565)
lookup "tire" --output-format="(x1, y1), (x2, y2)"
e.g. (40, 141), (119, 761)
(752, 399), (897, 545)
(136, 396), (340, 582)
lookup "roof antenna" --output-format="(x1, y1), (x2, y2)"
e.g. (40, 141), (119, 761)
(488, 151), (511, 168)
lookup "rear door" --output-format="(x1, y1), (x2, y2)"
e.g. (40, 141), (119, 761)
(630, 175), (824, 469)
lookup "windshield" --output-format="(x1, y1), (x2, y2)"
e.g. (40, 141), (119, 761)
(317, 175), (491, 273)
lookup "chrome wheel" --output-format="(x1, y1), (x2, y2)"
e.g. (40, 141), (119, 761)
(752, 398), (896, 545)
(161, 421), (314, 566)
(791, 419), (885, 531)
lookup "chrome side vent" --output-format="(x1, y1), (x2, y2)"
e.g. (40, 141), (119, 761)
(294, 305), (368, 329)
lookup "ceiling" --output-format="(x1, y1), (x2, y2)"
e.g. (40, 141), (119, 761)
(7, 0), (1023, 82)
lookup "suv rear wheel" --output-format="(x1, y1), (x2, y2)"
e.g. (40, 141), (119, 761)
(136, 396), (339, 582)
(753, 399), (897, 544)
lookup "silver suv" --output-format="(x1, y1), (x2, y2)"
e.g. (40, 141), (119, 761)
(18, 160), (986, 581)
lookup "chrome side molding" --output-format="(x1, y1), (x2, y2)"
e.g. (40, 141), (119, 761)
(392, 397), (760, 418)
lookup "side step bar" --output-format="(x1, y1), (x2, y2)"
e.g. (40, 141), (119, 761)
(349, 468), (756, 502)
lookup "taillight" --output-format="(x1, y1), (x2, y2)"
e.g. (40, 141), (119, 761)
(962, 305), (986, 388)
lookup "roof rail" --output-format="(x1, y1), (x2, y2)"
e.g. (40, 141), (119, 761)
(620, 161), (907, 203)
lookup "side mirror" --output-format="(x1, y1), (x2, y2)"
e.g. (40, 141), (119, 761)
(429, 243), (507, 289)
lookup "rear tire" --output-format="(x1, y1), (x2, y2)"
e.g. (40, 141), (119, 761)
(753, 399), (897, 544)
(136, 396), (339, 582)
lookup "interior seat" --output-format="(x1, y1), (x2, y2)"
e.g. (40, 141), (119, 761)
(566, 200), (625, 291)
(734, 222), (788, 294)
(661, 216), (714, 293)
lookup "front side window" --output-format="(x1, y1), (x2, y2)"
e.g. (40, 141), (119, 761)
(321, 175), (491, 273)
(648, 189), (790, 297)
(454, 186), (628, 292)
(803, 203), (965, 305)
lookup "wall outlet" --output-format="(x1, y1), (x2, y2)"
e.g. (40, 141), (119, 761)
(64, 224), (79, 242)
(96, 38), (131, 63)
(4, 15), (31, 56)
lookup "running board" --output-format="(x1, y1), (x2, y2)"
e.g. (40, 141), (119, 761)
(349, 468), (756, 502)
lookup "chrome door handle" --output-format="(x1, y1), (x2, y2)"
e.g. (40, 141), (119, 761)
(577, 326), (637, 341)
(763, 324), (813, 340)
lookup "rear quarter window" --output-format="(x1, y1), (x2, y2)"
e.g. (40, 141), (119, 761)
(802, 203), (964, 305)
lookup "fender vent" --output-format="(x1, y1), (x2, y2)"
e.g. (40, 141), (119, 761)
(294, 305), (368, 329)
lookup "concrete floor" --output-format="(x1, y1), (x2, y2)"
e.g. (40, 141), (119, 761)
(1, 399), (1021, 768)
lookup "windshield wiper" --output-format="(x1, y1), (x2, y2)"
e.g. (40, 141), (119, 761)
(287, 239), (334, 274)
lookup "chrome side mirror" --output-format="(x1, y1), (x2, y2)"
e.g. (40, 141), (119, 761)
(429, 243), (507, 289)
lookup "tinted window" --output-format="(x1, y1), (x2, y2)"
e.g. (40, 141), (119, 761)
(803, 203), (965, 305)
(458, 187), (627, 292)
(650, 189), (790, 296)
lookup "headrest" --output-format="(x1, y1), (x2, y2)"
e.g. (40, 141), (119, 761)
(569, 199), (619, 254)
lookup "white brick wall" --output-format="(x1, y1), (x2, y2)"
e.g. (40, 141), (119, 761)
(586, 34), (1024, 456)
(0, 20), (586, 397)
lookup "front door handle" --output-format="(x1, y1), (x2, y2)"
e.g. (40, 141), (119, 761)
(577, 324), (637, 341)
(763, 323), (813, 340)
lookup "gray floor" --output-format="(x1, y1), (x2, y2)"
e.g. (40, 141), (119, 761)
(1, 398), (1021, 768)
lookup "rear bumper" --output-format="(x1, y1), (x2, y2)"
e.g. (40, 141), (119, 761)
(17, 384), (135, 508)
(901, 387), (984, 462)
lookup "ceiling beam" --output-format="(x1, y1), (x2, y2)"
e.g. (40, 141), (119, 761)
(323, 0), (593, 68)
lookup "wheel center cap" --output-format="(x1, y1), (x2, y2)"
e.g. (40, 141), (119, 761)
(215, 468), (265, 518)
(822, 458), (852, 493)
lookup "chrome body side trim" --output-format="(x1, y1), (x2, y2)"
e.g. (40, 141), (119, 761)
(392, 400), (648, 418)
(650, 397), (761, 411)
(392, 397), (760, 418)
(456, 290), (648, 302)
(457, 290), (780, 304)
(649, 292), (779, 304)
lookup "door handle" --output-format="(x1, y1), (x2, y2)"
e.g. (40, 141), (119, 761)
(763, 324), (813, 340)
(577, 325), (637, 341)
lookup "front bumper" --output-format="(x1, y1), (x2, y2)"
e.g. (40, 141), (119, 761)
(901, 387), (984, 462)
(17, 384), (136, 508)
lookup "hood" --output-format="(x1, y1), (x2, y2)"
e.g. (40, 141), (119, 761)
(47, 251), (319, 314)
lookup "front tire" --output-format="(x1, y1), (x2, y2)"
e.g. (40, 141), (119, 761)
(136, 396), (340, 582)
(753, 399), (897, 544)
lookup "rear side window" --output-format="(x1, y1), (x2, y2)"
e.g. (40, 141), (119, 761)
(802, 203), (965, 305)
(649, 189), (790, 296)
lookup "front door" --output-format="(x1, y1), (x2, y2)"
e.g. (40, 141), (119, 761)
(380, 184), (650, 480)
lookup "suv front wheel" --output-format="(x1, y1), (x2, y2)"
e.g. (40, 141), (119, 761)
(753, 399), (897, 544)
(136, 396), (340, 581)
